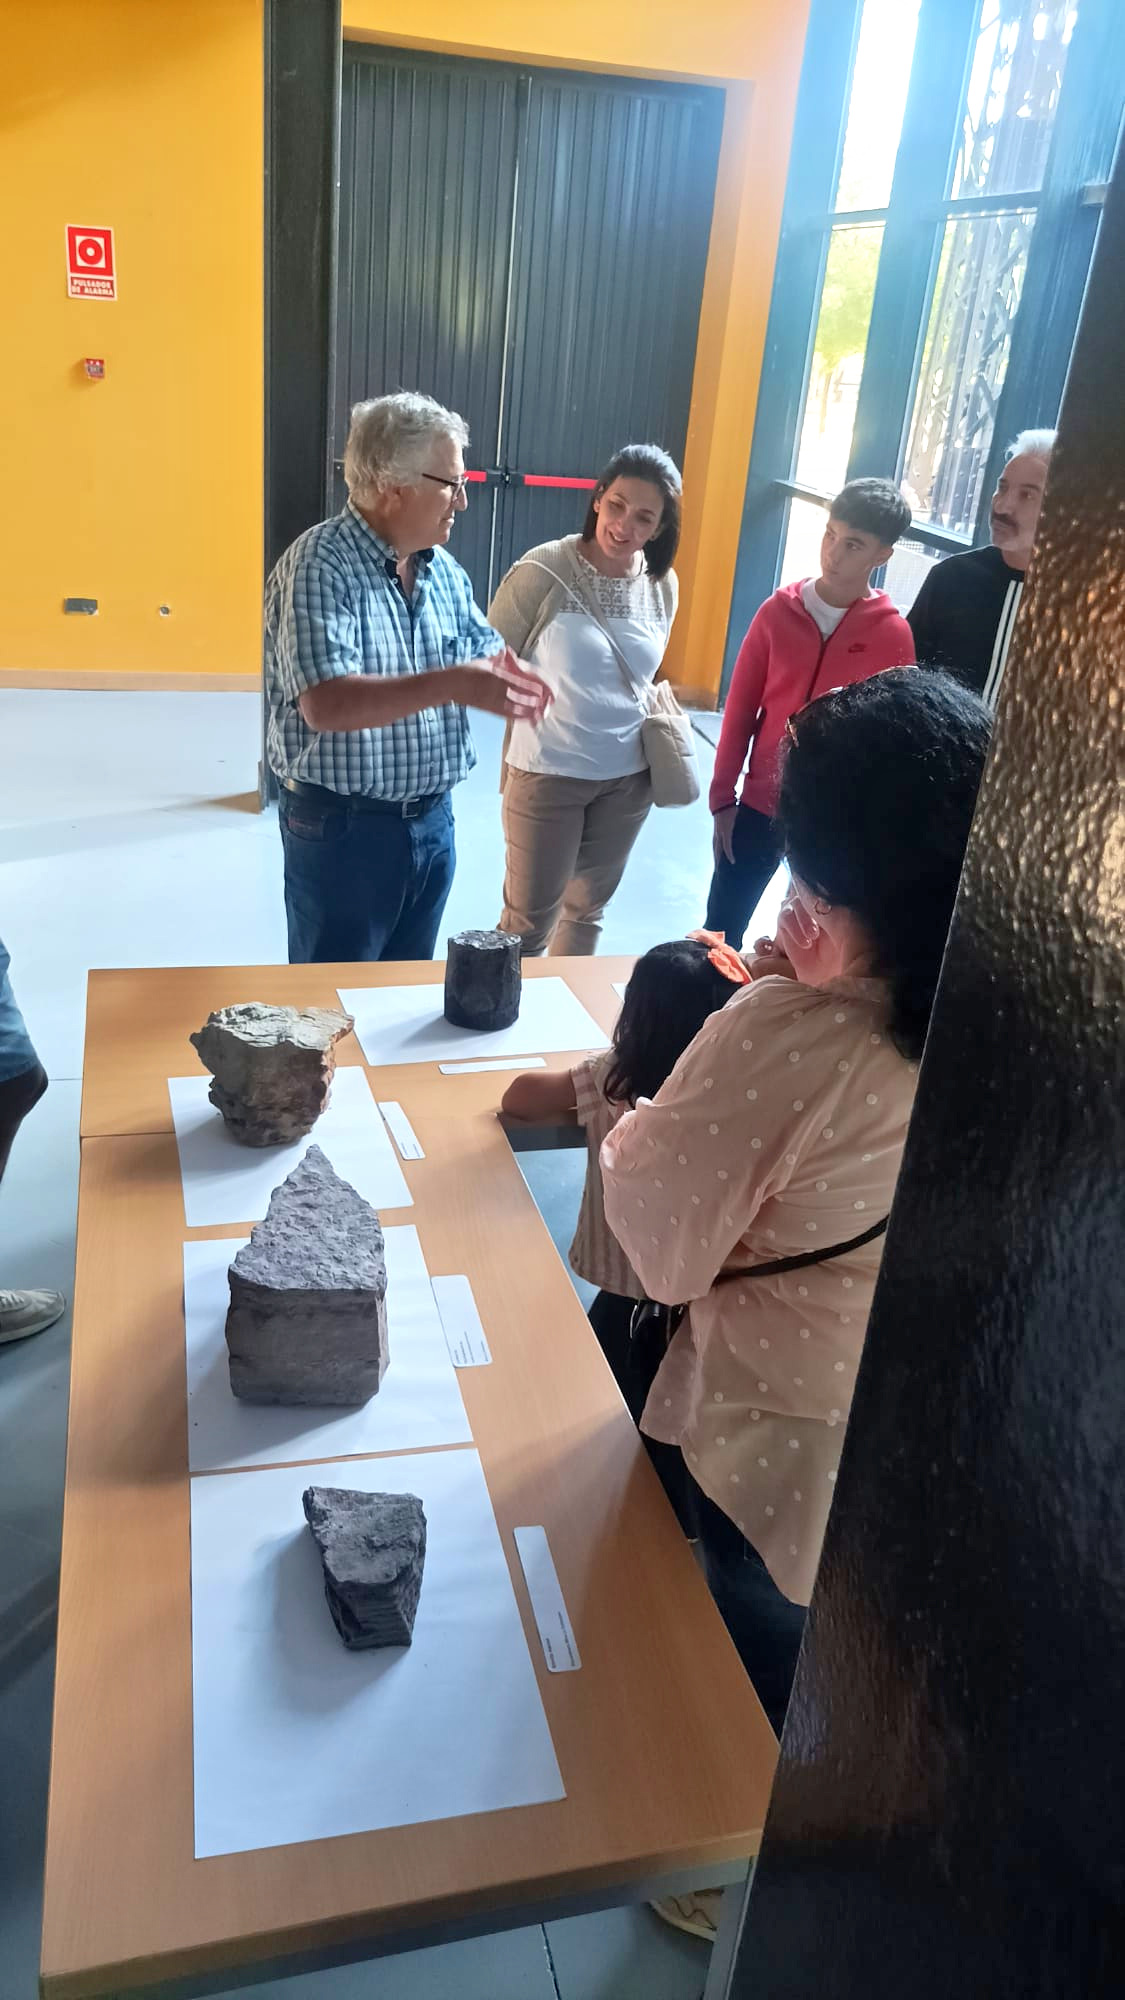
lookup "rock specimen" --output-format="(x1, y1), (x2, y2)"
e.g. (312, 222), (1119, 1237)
(224, 1146), (388, 1405)
(444, 928), (521, 1032)
(190, 1002), (354, 1147)
(302, 1486), (427, 1650)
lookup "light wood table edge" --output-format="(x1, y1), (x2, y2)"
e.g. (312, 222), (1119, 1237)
(41, 1846), (762, 2000)
(46, 997), (777, 1999)
(79, 957), (633, 1140)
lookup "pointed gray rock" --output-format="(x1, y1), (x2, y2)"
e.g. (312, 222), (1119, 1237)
(302, 1486), (427, 1649)
(224, 1146), (388, 1404)
(444, 928), (521, 1031)
(190, 1002), (354, 1146)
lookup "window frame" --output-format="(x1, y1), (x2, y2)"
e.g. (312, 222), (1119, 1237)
(722, 0), (1123, 694)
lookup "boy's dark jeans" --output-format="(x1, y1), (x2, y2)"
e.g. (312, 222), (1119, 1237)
(704, 804), (780, 948)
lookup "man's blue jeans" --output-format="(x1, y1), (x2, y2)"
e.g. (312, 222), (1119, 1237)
(279, 787), (457, 964)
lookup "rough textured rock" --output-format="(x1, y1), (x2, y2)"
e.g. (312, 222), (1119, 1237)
(224, 1146), (388, 1405)
(444, 928), (522, 1032)
(190, 1002), (354, 1146)
(302, 1486), (427, 1649)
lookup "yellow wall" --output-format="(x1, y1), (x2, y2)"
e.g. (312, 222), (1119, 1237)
(1, 0), (806, 695)
(1, 0), (263, 680)
(344, 1), (811, 700)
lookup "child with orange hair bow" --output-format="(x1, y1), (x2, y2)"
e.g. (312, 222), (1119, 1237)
(502, 937), (745, 1416)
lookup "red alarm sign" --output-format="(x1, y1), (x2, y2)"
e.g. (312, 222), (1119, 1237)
(66, 226), (117, 300)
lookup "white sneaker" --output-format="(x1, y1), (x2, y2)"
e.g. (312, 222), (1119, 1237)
(0, 1289), (66, 1344)
(650, 1888), (722, 1942)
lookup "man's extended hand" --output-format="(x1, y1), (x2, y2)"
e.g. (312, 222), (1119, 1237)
(456, 648), (554, 724)
(712, 804), (738, 867)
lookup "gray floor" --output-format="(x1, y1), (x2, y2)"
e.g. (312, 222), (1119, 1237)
(0, 689), (783, 1999)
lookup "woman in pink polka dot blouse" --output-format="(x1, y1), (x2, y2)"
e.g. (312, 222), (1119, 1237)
(601, 670), (990, 1731)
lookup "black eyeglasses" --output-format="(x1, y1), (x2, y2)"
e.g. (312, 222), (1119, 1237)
(420, 472), (469, 498)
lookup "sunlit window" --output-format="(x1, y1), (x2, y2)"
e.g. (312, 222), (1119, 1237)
(834, 0), (921, 211)
(725, 0), (1112, 693)
(951, 1), (1078, 198)
(795, 226), (883, 493)
(904, 209), (1035, 534)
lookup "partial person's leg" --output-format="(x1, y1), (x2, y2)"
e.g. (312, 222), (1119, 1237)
(280, 792), (409, 963)
(498, 770), (587, 956)
(384, 796), (457, 960)
(586, 1289), (649, 1421)
(0, 1062), (48, 1184)
(551, 771), (652, 956)
(704, 804), (781, 948)
(0, 937), (65, 1342)
(587, 1293), (697, 1532)
(691, 1483), (806, 1735)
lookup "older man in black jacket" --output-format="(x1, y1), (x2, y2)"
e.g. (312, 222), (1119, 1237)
(908, 429), (1055, 707)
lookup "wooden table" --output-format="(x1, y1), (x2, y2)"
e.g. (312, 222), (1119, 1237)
(80, 956), (633, 1137)
(43, 963), (777, 1999)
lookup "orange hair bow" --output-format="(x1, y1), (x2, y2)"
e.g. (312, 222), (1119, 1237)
(687, 929), (752, 987)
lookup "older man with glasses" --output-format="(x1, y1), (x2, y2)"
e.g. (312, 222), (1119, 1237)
(264, 391), (552, 963)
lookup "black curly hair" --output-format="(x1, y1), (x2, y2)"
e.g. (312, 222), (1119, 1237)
(604, 939), (736, 1105)
(775, 668), (991, 1062)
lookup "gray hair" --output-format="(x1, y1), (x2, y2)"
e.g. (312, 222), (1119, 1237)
(1005, 427), (1057, 464)
(343, 392), (470, 505)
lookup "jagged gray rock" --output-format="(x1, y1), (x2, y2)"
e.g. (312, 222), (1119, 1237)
(224, 1146), (388, 1405)
(190, 1002), (354, 1146)
(302, 1486), (427, 1649)
(444, 928), (521, 1032)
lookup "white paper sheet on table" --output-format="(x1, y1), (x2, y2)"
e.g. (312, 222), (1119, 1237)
(168, 1064), (411, 1227)
(431, 1274), (492, 1368)
(182, 1226), (471, 1473)
(190, 1450), (564, 1857)
(612, 981), (628, 1000)
(338, 976), (609, 1068)
(438, 1054), (545, 1076)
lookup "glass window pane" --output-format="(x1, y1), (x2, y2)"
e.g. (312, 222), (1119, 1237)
(834, 0), (921, 212)
(950, 0), (1078, 199)
(779, 497), (828, 589)
(903, 209), (1035, 536)
(794, 224), (883, 494)
(882, 538), (943, 614)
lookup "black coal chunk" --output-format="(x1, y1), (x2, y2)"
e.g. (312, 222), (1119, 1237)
(302, 1486), (427, 1650)
(444, 928), (521, 1032)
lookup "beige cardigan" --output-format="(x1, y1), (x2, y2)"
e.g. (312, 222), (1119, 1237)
(488, 534), (679, 779)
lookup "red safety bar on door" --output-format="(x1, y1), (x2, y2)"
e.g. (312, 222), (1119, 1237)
(464, 469), (597, 490)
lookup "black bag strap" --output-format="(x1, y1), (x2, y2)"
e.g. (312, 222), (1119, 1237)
(721, 1213), (888, 1284)
(628, 1214), (890, 1355)
(513, 554), (650, 705)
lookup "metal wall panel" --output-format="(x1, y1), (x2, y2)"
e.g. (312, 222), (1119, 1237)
(335, 47), (521, 592)
(266, 0), (342, 573)
(335, 45), (723, 605)
(495, 71), (724, 584)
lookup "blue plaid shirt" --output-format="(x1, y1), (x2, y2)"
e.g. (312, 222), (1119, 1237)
(264, 502), (503, 800)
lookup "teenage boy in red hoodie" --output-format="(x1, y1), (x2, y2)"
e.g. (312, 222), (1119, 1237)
(706, 477), (915, 944)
